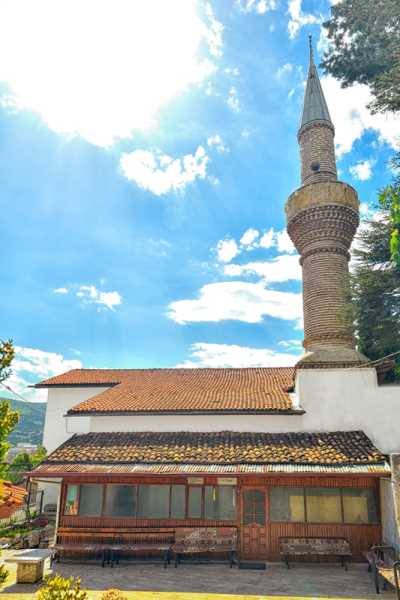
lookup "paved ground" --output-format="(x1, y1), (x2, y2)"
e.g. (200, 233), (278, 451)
(0, 551), (397, 599)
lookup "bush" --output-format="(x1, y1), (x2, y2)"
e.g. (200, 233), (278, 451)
(101, 591), (128, 600)
(0, 562), (8, 585)
(37, 575), (88, 600)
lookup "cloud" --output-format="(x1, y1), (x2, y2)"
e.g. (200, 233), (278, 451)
(321, 75), (400, 157)
(236, 0), (277, 13)
(276, 229), (296, 253)
(276, 63), (294, 78)
(287, 0), (321, 39)
(53, 287), (68, 294)
(349, 159), (375, 181)
(207, 134), (229, 154)
(227, 86), (240, 112)
(148, 238), (172, 257)
(240, 228), (260, 247)
(176, 342), (299, 368)
(120, 146), (209, 195)
(216, 238), (240, 263)
(3, 346), (82, 403)
(224, 254), (301, 283)
(0, 0), (221, 147)
(168, 281), (302, 324)
(76, 285), (122, 311)
(259, 229), (275, 248)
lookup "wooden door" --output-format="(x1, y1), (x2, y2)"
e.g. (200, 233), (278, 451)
(241, 487), (267, 558)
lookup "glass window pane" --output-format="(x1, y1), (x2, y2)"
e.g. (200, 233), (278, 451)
(342, 488), (378, 523)
(243, 489), (265, 525)
(170, 485), (185, 519)
(104, 485), (136, 517)
(188, 486), (202, 518)
(137, 485), (170, 518)
(205, 486), (236, 520)
(79, 484), (103, 516)
(270, 488), (305, 522)
(306, 488), (342, 523)
(64, 484), (79, 515)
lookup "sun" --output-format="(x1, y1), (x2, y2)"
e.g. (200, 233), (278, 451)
(0, 0), (220, 146)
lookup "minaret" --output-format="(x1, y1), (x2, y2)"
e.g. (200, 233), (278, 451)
(285, 36), (367, 368)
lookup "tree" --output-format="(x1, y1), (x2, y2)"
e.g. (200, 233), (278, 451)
(0, 339), (14, 383)
(321, 0), (400, 114)
(8, 446), (47, 484)
(351, 206), (400, 381)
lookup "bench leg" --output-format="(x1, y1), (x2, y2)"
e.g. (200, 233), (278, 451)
(374, 566), (380, 594)
(174, 553), (180, 568)
(285, 555), (290, 569)
(164, 549), (171, 569)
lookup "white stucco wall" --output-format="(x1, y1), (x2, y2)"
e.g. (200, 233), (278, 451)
(42, 386), (109, 453)
(62, 368), (400, 455)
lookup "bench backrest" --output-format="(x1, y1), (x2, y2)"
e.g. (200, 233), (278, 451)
(280, 537), (351, 555)
(57, 527), (175, 546)
(175, 527), (237, 550)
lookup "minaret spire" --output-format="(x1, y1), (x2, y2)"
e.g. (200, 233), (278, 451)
(308, 33), (314, 66)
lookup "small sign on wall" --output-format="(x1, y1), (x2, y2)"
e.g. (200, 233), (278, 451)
(217, 477), (237, 485)
(187, 477), (204, 485)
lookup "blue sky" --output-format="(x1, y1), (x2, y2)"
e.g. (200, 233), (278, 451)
(1, 0), (399, 401)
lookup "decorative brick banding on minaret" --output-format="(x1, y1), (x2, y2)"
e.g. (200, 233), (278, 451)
(285, 37), (367, 368)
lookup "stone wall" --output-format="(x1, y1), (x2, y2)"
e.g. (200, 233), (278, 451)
(298, 121), (337, 185)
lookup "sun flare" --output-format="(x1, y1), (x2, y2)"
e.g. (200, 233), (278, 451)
(0, 0), (220, 146)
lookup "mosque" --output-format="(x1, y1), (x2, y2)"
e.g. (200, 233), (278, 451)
(29, 42), (400, 561)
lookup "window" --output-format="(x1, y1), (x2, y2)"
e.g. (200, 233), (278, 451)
(243, 489), (265, 525)
(270, 487), (305, 522)
(306, 488), (342, 523)
(205, 485), (235, 520)
(79, 484), (103, 516)
(269, 486), (378, 524)
(104, 484), (136, 517)
(188, 486), (202, 518)
(342, 489), (378, 524)
(137, 485), (170, 518)
(170, 485), (185, 519)
(64, 484), (79, 515)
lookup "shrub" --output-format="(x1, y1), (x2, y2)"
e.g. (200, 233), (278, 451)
(0, 562), (8, 585)
(101, 591), (128, 600)
(37, 575), (88, 600)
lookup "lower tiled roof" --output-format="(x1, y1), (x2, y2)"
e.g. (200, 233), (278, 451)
(37, 430), (387, 472)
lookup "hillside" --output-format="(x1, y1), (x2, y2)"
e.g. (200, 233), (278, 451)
(0, 397), (46, 446)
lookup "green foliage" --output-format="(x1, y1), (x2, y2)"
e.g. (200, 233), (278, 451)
(37, 575), (88, 600)
(8, 446), (47, 483)
(351, 208), (400, 381)
(322, 0), (400, 114)
(0, 400), (19, 478)
(0, 340), (14, 384)
(0, 563), (8, 585)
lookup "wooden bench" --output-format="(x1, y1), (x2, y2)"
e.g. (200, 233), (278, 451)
(172, 527), (238, 568)
(363, 545), (400, 599)
(5, 549), (52, 583)
(52, 527), (175, 568)
(279, 537), (352, 569)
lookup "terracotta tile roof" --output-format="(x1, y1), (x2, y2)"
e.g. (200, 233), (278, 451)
(40, 430), (386, 468)
(35, 369), (139, 387)
(0, 481), (27, 519)
(52, 368), (296, 414)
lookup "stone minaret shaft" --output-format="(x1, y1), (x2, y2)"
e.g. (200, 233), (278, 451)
(285, 37), (366, 367)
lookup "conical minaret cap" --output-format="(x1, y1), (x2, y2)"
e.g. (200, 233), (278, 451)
(299, 35), (333, 131)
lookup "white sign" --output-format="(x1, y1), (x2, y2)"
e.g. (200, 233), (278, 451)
(217, 477), (237, 485)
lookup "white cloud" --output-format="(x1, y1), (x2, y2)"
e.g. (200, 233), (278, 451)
(0, 0), (221, 147)
(236, 0), (277, 13)
(177, 342), (299, 368)
(216, 238), (240, 263)
(168, 281), (302, 324)
(349, 159), (375, 181)
(240, 228), (260, 247)
(276, 229), (296, 253)
(287, 0), (321, 39)
(279, 338), (303, 350)
(321, 75), (400, 157)
(53, 287), (68, 294)
(4, 346), (82, 403)
(76, 285), (122, 311)
(224, 254), (301, 283)
(227, 86), (240, 112)
(148, 238), (172, 257)
(207, 134), (229, 154)
(120, 146), (209, 195)
(259, 228), (275, 248)
(276, 63), (293, 78)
